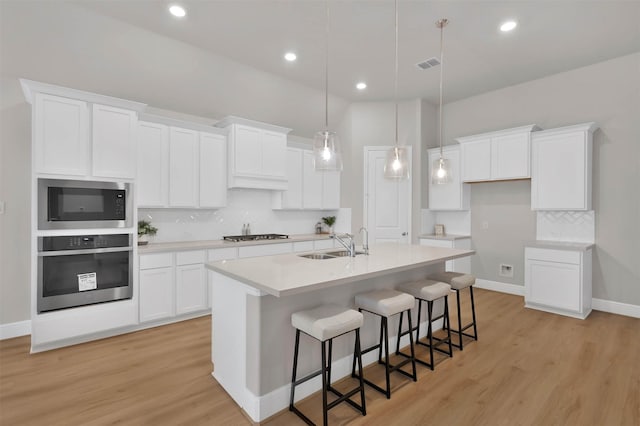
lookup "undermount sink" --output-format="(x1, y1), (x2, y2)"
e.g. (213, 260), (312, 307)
(298, 250), (365, 260)
(298, 253), (337, 260)
(325, 250), (365, 257)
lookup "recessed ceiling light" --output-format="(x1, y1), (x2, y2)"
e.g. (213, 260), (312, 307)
(284, 52), (297, 62)
(169, 5), (186, 18)
(500, 20), (517, 32)
(356, 82), (367, 90)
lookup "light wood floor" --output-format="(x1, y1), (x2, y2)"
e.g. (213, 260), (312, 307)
(1, 289), (639, 425)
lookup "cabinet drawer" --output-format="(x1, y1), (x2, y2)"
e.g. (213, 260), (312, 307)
(238, 243), (292, 258)
(293, 241), (314, 252)
(139, 253), (173, 270)
(176, 250), (206, 266)
(525, 247), (580, 265)
(208, 247), (238, 262)
(419, 238), (454, 249)
(314, 239), (335, 250)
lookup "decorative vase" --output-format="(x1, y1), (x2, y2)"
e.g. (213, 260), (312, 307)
(138, 234), (149, 245)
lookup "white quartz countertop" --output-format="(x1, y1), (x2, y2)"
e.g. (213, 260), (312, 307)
(206, 242), (475, 297)
(418, 234), (471, 241)
(525, 240), (594, 251)
(138, 233), (333, 253)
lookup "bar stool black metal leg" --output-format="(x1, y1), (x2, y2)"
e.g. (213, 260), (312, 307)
(289, 329), (301, 411)
(427, 301), (434, 370)
(395, 311), (404, 355)
(321, 340), (328, 426)
(383, 317), (391, 399)
(355, 329), (366, 415)
(327, 338), (333, 385)
(378, 316), (385, 364)
(444, 295), (453, 356)
(470, 286), (478, 340)
(405, 309), (417, 381)
(456, 289), (463, 350)
(415, 300), (423, 342)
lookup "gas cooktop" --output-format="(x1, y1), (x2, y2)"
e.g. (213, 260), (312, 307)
(223, 234), (289, 243)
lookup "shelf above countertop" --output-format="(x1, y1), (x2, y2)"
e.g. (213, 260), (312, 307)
(137, 233), (334, 253)
(525, 240), (594, 251)
(418, 234), (471, 241)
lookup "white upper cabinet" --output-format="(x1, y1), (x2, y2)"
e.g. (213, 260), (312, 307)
(531, 122), (597, 211)
(428, 145), (470, 211)
(34, 93), (89, 176)
(23, 80), (145, 179)
(169, 127), (199, 208)
(273, 148), (340, 210)
(138, 116), (227, 209)
(457, 125), (539, 182)
(199, 132), (227, 208)
(215, 116), (291, 191)
(92, 104), (137, 179)
(138, 121), (169, 207)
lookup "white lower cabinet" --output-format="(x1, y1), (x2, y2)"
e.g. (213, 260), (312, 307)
(207, 247), (239, 309)
(238, 242), (293, 258)
(419, 237), (471, 273)
(524, 246), (592, 319)
(139, 252), (175, 323)
(175, 251), (207, 315)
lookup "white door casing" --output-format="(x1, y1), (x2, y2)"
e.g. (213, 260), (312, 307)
(364, 147), (412, 244)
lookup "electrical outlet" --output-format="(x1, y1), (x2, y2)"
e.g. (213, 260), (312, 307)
(482, 221), (489, 230)
(499, 263), (514, 278)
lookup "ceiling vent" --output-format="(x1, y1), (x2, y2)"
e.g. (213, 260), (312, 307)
(416, 57), (441, 70)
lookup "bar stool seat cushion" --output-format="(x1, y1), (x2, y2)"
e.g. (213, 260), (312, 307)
(399, 280), (451, 301)
(355, 289), (415, 317)
(291, 304), (363, 342)
(428, 272), (476, 290)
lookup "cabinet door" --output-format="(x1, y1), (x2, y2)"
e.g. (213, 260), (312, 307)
(322, 171), (341, 209)
(208, 247), (238, 309)
(532, 132), (587, 210)
(237, 243), (292, 258)
(199, 132), (227, 208)
(461, 138), (491, 182)
(261, 130), (287, 178)
(137, 121), (169, 207)
(526, 260), (580, 312)
(175, 264), (207, 315)
(139, 267), (174, 322)
(419, 238), (455, 271)
(303, 151), (323, 209)
(491, 132), (530, 180)
(92, 104), (137, 179)
(281, 148), (303, 209)
(233, 125), (261, 176)
(34, 93), (88, 176)
(169, 127), (199, 207)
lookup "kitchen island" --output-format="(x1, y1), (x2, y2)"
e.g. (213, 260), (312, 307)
(205, 242), (474, 422)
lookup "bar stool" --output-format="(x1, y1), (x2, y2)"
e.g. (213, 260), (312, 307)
(352, 289), (417, 399)
(429, 271), (478, 350)
(290, 304), (366, 426)
(396, 279), (453, 370)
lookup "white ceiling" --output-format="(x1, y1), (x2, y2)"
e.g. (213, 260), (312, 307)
(74, 1), (639, 104)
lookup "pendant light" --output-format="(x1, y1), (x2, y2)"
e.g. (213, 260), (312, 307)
(431, 18), (451, 185)
(384, 0), (409, 179)
(313, 1), (342, 172)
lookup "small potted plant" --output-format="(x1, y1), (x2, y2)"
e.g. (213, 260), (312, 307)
(137, 220), (158, 245)
(322, 216), (336, 234)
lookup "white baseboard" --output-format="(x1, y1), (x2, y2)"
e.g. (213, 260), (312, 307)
(0, 320), (31, 340)
(592, 298), (640, 318)
(475, 279), (525, 296)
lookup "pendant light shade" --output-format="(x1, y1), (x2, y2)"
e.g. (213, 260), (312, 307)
(313, 130), (342, 171)
(431, 18), (451, 185)
(384, 0), (409, 180)
(313, 1), (342, 172)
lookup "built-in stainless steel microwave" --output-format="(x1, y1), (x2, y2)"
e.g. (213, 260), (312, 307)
(38, 179), (132, 230)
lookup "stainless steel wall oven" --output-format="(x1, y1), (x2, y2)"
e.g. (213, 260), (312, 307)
(37, 234), (133, 313)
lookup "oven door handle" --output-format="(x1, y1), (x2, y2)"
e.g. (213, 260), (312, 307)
(38, 246), (133, 257)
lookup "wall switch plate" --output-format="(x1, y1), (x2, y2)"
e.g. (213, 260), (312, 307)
(0, 201), (5, 215)
(499, 263), (514, 277)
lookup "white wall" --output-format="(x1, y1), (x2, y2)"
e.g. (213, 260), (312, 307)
(0, 1), (349, 325)
(444, 53), (640, 304)
(337, 99), (425, 242)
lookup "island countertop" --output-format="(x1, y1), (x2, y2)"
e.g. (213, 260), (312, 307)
(206, 242), (475, 297)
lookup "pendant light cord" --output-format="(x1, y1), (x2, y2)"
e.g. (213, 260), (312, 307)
(438, 19), (446, 157)
(324, 0), (329, 131)
(394, 0), (398, 150)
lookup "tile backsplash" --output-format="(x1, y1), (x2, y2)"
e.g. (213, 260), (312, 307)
(139, 188), (345, 243)
(536, 210), (595, 243)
